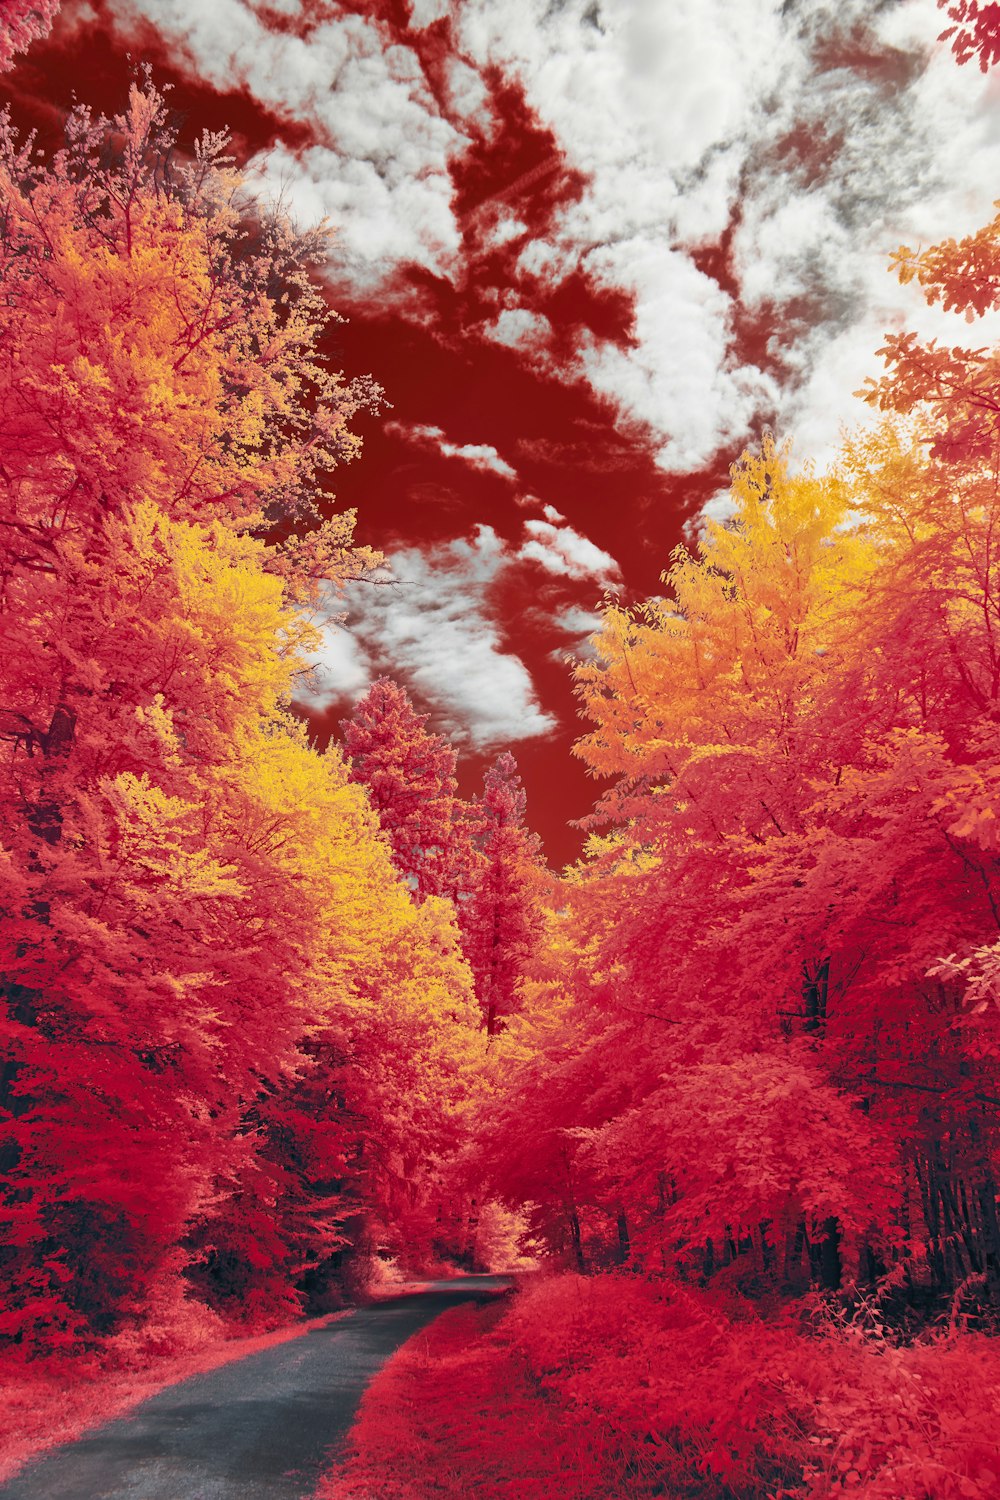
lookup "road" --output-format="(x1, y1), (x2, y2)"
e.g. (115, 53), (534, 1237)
(0, 1276), (511, 1500)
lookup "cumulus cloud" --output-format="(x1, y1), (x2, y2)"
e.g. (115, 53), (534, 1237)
(295, 615), (371, 705)
(549, 603), (607, 662)
(109, 0), (1000, 488)
(452, 0), (1000, 469)
(298, 511), (621, 744)
(519, 518), (621, 584)
(299, 528), (556, 748)
(109, 0), (464, 285)
(483, 306), (555, 350)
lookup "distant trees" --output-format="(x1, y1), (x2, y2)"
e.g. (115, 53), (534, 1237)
(341, 687), (546, 1037)
(341, 678), (463, 902)
(463, 752), (547, 1037)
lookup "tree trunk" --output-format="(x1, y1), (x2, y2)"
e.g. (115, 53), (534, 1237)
(567, 1206), (586, 1274)
(616, 1207), (630, 1265)
(807, 1216), (841, 1291)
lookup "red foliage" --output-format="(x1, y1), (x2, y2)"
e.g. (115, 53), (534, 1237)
(0, 83), (482, 1355)
(0, 0), (59, 72)
(937, 1), (1000, 70)
(462, 752), (548, 1036)
(6, 36), (1000, 1500)
(322, 1276), (1000, 1500)
(341, 677), (463, 902)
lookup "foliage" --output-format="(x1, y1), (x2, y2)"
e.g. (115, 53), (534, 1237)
(0, 0), (60, 72)
(462, 752), (548, 1036)
(937, 1), (1000, 71)
(321, 1275), (1000, 1500)
(0, 84), (480, 1352)
(341, 677), (464, 902)
(8, 30), (1000, 1500)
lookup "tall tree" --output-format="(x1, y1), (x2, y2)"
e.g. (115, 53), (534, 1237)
(464, 753), (547, 1037)
(340, 678), (462, 902)
(0, 83), (479, 1349)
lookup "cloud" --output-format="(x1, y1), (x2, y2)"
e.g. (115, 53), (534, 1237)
(300, 527), (556, 749)
(483, 306), (554, 350)
(386, 421), (519, 481)
(297, 510), (621, 744)
(549, 603), (606, 662)
(553, 604), (605, 637)
(295, 616), (371, 705)
(519, 518), (621, 584)
(684, 485), (737, 544)
(452, 0), (1000, 471)
(110, 0), (464, 285)
(110, 0), (1000, 492)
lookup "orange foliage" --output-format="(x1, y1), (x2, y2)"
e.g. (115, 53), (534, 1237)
(0, 85), (483, 1352)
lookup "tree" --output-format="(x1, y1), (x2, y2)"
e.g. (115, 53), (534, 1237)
(483, 418), (1000, 1311)
(0, 81), (381, 600)
(0, 83), (479, 1348)
(492, 441), (896, 1292)
(0, 0), (60, 72)
(463, 752), (547, 1038)
(340, 678), (463, 902)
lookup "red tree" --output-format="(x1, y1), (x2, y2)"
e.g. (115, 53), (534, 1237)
(341, 678), (463, 902)
(0, 84), (475, 1350)
(463, 753), (547, 1037)
(0, 0), (60, 72)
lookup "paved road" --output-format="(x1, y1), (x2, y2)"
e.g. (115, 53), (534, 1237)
(1, 1276), (512, 1500)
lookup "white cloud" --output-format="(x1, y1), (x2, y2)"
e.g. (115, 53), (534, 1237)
(577, 241), (778, 471)
(553, 604), (605, 637)
(684, 485), (737, 545)
(453, 0), (1000, 472)
(109, 0), (464, 285)
(111, 0), (1000, 494)
(409, 0), (450, 28)
(300, 528), (556, 748)
(386, 421), (519, 481)
(549, 603), (606, 661)
(519, 518), (621, 584)
(451, 0), (794, 468)
(295, 619), (371, 705)
(483, 307), (554, 349)
(298, 511), (620, 743)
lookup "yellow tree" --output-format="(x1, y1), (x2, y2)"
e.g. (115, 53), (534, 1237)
(556, 439), (891, 1290)
(0, 83), (480, 1347)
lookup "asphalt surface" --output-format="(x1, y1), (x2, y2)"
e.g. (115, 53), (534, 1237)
(0, 1276), (512, 1500)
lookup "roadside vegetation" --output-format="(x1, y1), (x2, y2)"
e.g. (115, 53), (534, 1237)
(5, 10), (1000, 1497)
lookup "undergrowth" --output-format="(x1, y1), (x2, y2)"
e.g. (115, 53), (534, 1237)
(318, 1273), (1000, 1500)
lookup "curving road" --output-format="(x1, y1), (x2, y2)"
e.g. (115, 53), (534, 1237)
(0, 1276), (511, 1500)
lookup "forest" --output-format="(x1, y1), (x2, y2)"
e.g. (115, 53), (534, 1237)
(4, 2), (1000, 1497)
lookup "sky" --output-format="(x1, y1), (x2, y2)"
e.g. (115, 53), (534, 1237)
(5, 0), (1000, 863)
